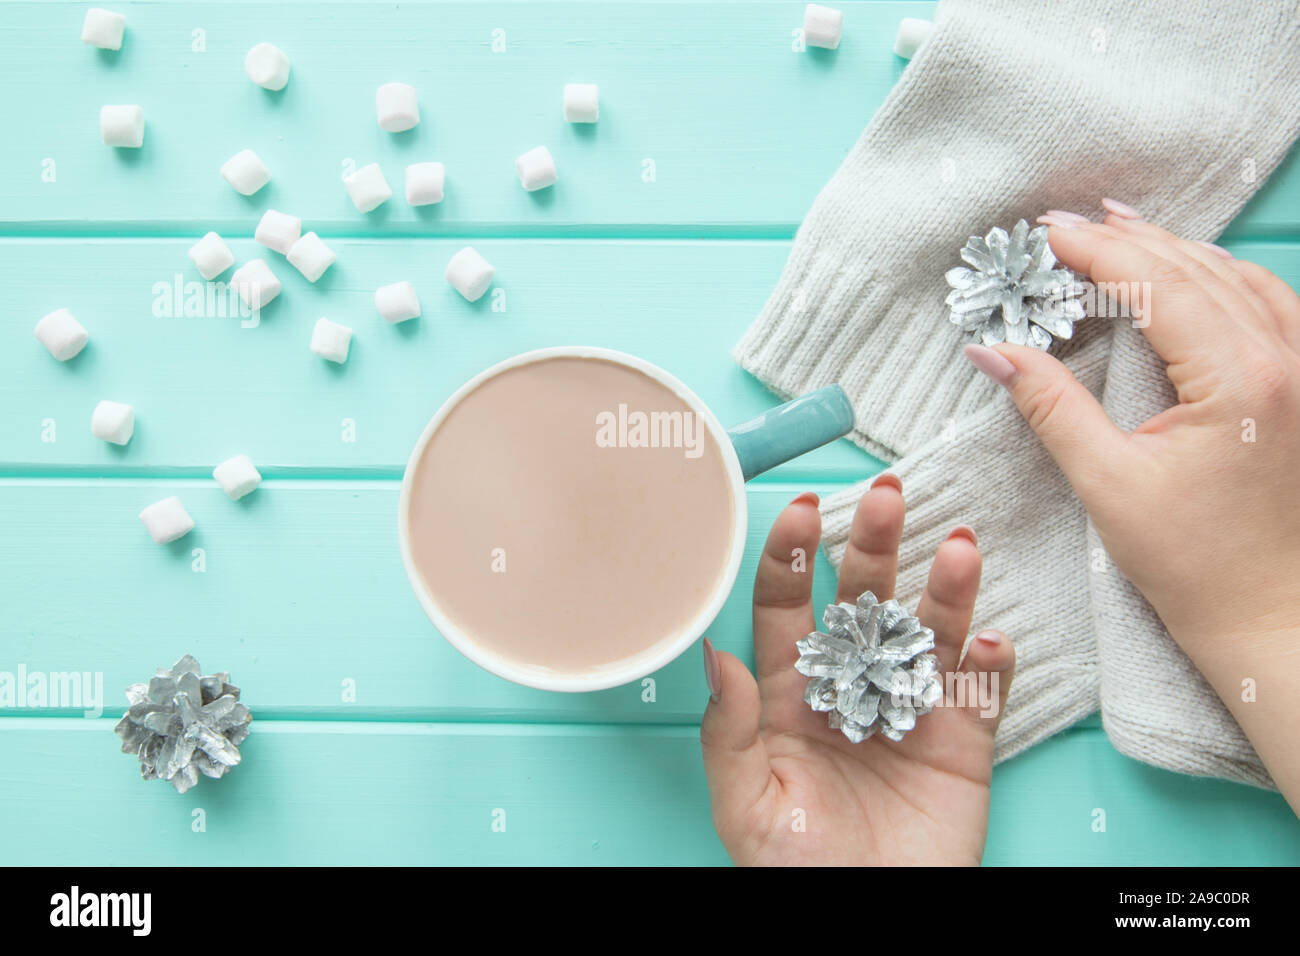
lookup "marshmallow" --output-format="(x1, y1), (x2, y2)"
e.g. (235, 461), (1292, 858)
(100, 105), (144, 148)
(376, 82), (420, 132)
(245, 42), (291, 91)
(375, 281), (420, 323)
(310, 317), (353, 364)
(188, 232), (235, 280)
(255, 209), (302, 254)
(230, 259), (282, 310)
(213, 454), (262, 500)
(515, 146), (557, 192)
(894, 18), (934, 59)
(803, 4), (843, 49)
(287, 232), (336, 282)
(344, 163), (392, 213)
(81, 8), (126, 50)
(221, 149), (270, 196)
(139, 496), (194, 545)
(92, 400), (134, 445)
(405, 161), (445, 206)
(563, 83), (599, 123)
(444, 247), (495, 302)
(34, 308), (89, 361)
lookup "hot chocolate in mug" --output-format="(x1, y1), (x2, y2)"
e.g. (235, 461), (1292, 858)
(399, 346), (854, 691)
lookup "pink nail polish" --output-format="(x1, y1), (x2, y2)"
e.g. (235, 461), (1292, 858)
(790, 491), (820, 507)
(1035, 215), (1081, 230)
(1195, 240), (1233, 260)
(947, 525), (978, 546)
(963, 344), (1020, 388)
(1044, 210), (1090, 225)
(1101, 197), (1141, 219)
(703, 637), (722, 701)
(975, 631), (1002, 646)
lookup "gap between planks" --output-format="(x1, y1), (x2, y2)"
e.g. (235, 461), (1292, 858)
(0, 469), (872, 484)
(2, 228), (1299, 242)
(0, 225), (801, 241)
(0, 714), (1106, 733)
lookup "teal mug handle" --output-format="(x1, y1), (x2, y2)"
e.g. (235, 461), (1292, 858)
(726, 385), (856, 481)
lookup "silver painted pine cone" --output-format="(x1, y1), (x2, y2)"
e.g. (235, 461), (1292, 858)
(113, 655), (251, 793)
(796, 591), (943, 743)
(945, 219), (1085, 350)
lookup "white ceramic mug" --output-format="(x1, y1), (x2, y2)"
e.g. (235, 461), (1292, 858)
(399, 346), (853, 692)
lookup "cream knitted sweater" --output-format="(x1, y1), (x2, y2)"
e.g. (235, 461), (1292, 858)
(736, 0), (1300, 786)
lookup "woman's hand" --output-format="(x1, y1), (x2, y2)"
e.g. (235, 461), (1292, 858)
(965, 205), (1300, 806)
(700, 479), (1015, 866)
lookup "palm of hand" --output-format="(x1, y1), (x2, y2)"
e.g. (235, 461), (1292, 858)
(732, 702), (995, 866)
(701, 482), (1014, 867)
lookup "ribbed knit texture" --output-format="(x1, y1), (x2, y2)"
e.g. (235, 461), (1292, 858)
(738, 0), (1300, 785)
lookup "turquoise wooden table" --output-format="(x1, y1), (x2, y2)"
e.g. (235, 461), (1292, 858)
(3, 1), (1299, 866)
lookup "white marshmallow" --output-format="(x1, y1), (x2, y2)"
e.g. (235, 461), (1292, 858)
(515, 146), (557, 192)
(100, 105), (144, 148)
(894, 18), (934, 59)
(221, 149), (270, 196)
(405, 162), (445, 206)
(82, 8), (126, 50)
(188, 232), (235, 280)
(34, 308), (89, 361)
(376, 82), (420, 132)
(375, 281), (420, 324)
(92, 400), (134, 445)
(245, 42), (291, 91)
(213, 454), (262, 500)
(563, 83), (599, 123)
(803, 4), (843, 49)
(310, 317), (353, 364)
(230, 259), (282, 310)
(444, 247), (495, 303)
(344, 163), (392, 213)
(287, 232), (336, 282)
(139, 496), (194, 545)
(255, 209), (302, 254)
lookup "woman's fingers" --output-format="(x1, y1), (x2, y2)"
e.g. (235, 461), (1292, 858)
(751, 494), (821, 685)
(1098, 215), (1280, 343)
(834, 475), (905, 603)
(914, 530), (983, 675)
(1041, 222), (1254, 367)
(952, 629), (1016, 737)
(965, 342), (1131, 507)
(700, 642), (773, 831)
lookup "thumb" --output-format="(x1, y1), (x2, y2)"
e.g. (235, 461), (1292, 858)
(964, 342), (1128, 503)
(699, 640), (770, 833)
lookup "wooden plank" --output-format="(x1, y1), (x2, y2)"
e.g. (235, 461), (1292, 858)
(1, 1), (1295, 236)
(6, 237), (1297, 476)
(0, 717), (1295, 865)
(0, 237), (879, 478)
(0, 1), (927, 235)
(0, 479), (846, 721)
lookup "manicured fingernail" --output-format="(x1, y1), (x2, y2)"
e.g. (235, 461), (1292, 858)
(790, 491), (820, 507)
(975, 630), (1002, 646)
(703, 637), (722, 701)
(1044, 209), (1090, 225)
(963, 343), (1020, 388)
(1195, 240), (1233, 260)
(870, 472), (902, 493)
(1101, 197), (1141, 219)
(1036, 214), (1081, 230)
(947, 525), (978, 546)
